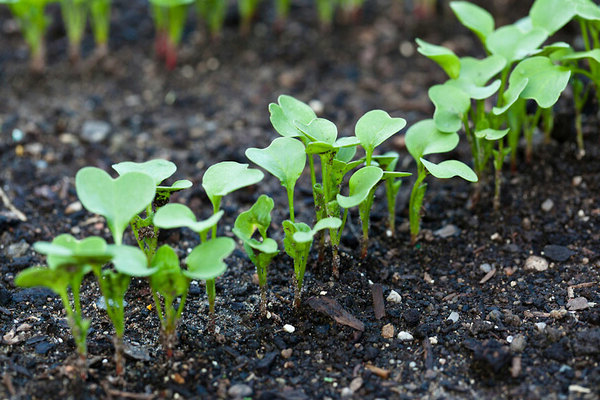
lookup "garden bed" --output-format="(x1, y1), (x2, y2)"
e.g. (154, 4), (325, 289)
(1, 0), (599, 398)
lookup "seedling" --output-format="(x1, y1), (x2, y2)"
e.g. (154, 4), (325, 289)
(60, 0), (87, 63)
(246, 137), (306, 222)
(405, 119), (477, 244)
(196, 0), (226, 38)
(315, 0), (336, 29)
(154, 203), (233, 331)
(283, 217), (341, 308)
(1, 0), (52, 72)
(89, 0), (111, 58)
(232, 195), (278, 316)
(238, 0), (261, 34)
(149, 0), (194, 69)
(372, 152), (410, 236)
(112, 159), (192, 261)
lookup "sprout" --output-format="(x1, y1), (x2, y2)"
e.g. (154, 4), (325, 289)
(149, 0), (194, 69)
(196, 0), (226, 38)
(89, 0), (111, 58)
(60, 0), (87, 64)
(232, 195), (279, 316)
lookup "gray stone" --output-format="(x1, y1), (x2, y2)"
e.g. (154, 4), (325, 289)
(541, 198), (554, 212)
(434, 224), (460, 238)
(480, 263), (492, 273)
(448, 312), (459, 323)
(524, 255), (549, 271)
(81, 120), (111, 143)
(543, 245), (573, 262)
(510, 334), (527, 353)
(228, 383), (253, 398)
(7, 240), (30, 258)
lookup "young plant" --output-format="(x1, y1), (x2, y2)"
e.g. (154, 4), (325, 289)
(238, 0), (261, 34)
(232, 195), (278, 316)
(153, 203), (232, 331)
(89, 0), (111, 58)
(315, 0), (336, 30)
(246, 137), (306, 222)
(196, 0), (226, 38)
(60, 0), (87, 63)
(405, 119), (477, 244)
(1, 0), (52, 72)
(112, 159), (192, 262)
(283, 217), (341, 308)
(372, 152), (408, 236)
(149, 0), (194, 69)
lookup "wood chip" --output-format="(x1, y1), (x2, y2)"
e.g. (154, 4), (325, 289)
(510, 356), (521, 378)
(479, 267), (496, 284)
(365, 364), (390, 379)
(382, 324), (394, 339)
(423, 338), (433, 370)
(372, 284), (386, 320)
(306, 296), (365, 331)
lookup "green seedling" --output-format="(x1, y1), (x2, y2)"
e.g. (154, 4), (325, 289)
(154, 203), (232, 331)
(89, 0), (111, 58)
(185, 237), (236, 330)
(315, 0), (336, 29)
(232, 195), (278, 316)
(112, 159), (192, 261)
(474, 128), (510, 210)
(283, 217), (341, 308)
(405, 120), (477, 244)
(274, 0), (290, 29)
(149, 0), (194, 69)
(336, 166), (384, 259)
(246, 137), (306, 223)
(29, 234), (150, 376)
(76, 167), (157, 246)
(196, 0), (226, 38)
(1, 0), (52, 72)
(60, 0), (87, 63)
(238, 0), (261, 34)
(372, 152), (411, 236)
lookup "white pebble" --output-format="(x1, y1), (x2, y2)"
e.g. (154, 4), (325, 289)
(506, 335), (514, 343)
(524, 255), (549, 271)
(397, 331), (414, 341)
(386, 290), (402, 304)
(541, 198), (554, 212)
(309, 99), (324, 114)
(429, 336), (438, 345)
(448, 311), (459, 323)
(535, 322), (547, 332)
(283, 324), (295, 333)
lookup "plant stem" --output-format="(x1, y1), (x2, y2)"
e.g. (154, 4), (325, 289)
(409, 164), (427, 245)
(286, 186), (295, 222)
(206, 278), (216, 333)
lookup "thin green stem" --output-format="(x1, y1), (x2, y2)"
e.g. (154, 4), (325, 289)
(286, 186), (295, 222)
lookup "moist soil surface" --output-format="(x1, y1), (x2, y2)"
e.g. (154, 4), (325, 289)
(1, 0), (599, 399)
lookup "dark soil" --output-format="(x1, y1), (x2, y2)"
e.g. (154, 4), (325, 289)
(1, 0), (599, 399)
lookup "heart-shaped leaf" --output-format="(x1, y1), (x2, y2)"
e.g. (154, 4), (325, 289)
(336, 166), (384, 209)
(34, 234), (112, 269)
(292, 217), (342, 244)
(184, 237), (235, 280)
(76, 167), (156, 245)
(295, 118), (337, 144)
(112, 159), (177, 186)
(154, 203), (224, 235)
(475, 128), (510, 141)
(450, 1), (495, 44)
(269, 95), (317, 138)
(157, 179), (193, 193)
(355, 110), (407, 164)
(493, 56), (571, 114)
(421, 158), (478, 182)
(429, 84), (471, 133)
(233, 195), (274, 241)
(108, 244), (155, 276)
(405, 119), (459, 161)
(486, 25), (548, 63)
(15, 267), (69, 293)
(150, 245), (188, 298)
(447, 55), (505, 100)
(573, 0), (600, 21)
(416, 38), (461, 79)
(202, 161), (264, 209)
(246, 137), (306, 192)
(530, 0), (576, 35)
(560, 49), (600, 63)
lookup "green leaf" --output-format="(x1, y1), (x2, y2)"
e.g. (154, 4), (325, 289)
(15, 267), (68, 293)
(335, 145), (358, 163)
(108, 245), (155, 276)
(246, 137), (306, 191)
(232, 194), (274, 241)
(428, 84), (471, 133)
(112, 159), (177, 186)
(148, 0), (194, 6)
(446, 55), (506, 100)
(269, 95), (317, 138)
(573, 0), (600, 21)
(336, 166), (384, 209)
(450, 1), (495, 43)
(355, 110), (406, 162)
(75, 167), (156, 245)
(475, 128), (510, 141)
(383, 171), (411, 179)
(405, 119), (459, 161)
(416, 38), (461, 79)
(34, 234), (112, 269)
(283, 220), (311, 258)
(420, 158), (478, 182)
(184, 237), (235, 280)
(202, 161), (264, 208)
(295, 118), (337, 144)
(493, 56), (571, 114)
(150, 245), (188, 298)
(292, 217), (342, 243)
(157, 179), (193, 193)
(486, 25), (548, 63)
(560, 49), (600, 63)
(530, 0), (576, 35)
(154, 203), (224, 235)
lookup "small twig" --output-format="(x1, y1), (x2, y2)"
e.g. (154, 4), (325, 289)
(479, 268), (496, 284)
(2, 373), (16, 396)
(423, 338), (433, 371)
(0, 186), (27, 221)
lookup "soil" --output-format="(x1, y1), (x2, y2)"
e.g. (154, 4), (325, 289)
(1, 0), (599, 399)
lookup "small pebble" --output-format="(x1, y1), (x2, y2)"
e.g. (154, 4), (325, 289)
(429, 336), (438, 345)
(448, 312), (459, 323)
(81, 120), (111, 143)
(535, 322), (547, 332)
(227, 383), (253, 398)
(510, 334), (527, 353)
(386, 290), (402, 304)
(397, 331), (414, 341)
(283, 324), (295, 333)
(309, 99), (324, 114)
(542, 244), (573, 262)
(541, 198), (554, 212)
(382, 324), (395, 339)
(524, 255), (549, 271)
(480, 263), (492, 273)
(65, 201), (82, 214)
(281, 348), (293, 359)
(434, 224), (459, 238)
(572, 176), (582, 186)
(567, 297), (589, 311)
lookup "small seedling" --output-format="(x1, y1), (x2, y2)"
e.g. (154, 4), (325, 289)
(89, 0), (111, 58)
(232, 195), (278, 316)
(196, 0), (226, 38)
(238, 0), (261, 34)
(372, 152), (411, 236)
(283, 217), (342, 308)
(246, 137), (306, 222)
(1, 0), (52, 72)
(112, 159), (192, 261)
(60, 0), (87, 63)
(149, 0), (194, 69)
(405, 119), (477, 244)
